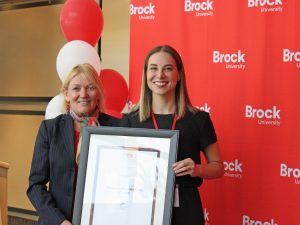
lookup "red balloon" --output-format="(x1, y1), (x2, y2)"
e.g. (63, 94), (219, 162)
(60, 0), (104, 46)
(100, 69), (129, 113)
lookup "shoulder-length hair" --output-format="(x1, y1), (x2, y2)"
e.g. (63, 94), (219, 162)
(60, 63), (105, 113)
(132, 45), (197, 121)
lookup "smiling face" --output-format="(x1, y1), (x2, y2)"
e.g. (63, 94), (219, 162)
(146, 51), (180, 99)
(64, 72), (100, 116)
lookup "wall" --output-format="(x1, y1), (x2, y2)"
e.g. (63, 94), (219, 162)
(101, 1), (130, 82)
(0, 0), (129, 211)
(128, 1), (300, 224)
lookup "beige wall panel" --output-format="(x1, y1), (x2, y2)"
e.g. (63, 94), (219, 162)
(101, 0), (130, 82)
(0, 115), (44, 210)
(0, 5), (64, 97)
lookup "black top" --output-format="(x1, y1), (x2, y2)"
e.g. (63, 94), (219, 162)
(120, 110), (217, 187)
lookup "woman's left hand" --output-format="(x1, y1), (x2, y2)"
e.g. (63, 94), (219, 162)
(173, 158), (201, 177)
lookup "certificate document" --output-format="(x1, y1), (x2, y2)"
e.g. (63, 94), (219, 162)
(89, 146), (160, 225)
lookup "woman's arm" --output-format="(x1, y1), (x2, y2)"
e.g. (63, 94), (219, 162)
(27, 121), (66, 225)
(173, 142), (224, 179)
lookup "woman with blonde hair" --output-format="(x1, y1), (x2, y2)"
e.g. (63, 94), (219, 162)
(27, 63), (119, 225)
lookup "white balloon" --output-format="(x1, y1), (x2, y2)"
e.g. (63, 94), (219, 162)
(45, 94), (64, 119)
(56, 40), (101, 82)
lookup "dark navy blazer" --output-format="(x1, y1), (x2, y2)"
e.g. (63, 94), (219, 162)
(27, 113), (119, 225)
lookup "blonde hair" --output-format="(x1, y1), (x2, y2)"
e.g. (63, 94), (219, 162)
(132, 45), (197, 121)
(60, 63), (105, 113)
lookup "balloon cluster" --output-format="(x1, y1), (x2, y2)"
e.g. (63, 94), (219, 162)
(46, 0), (128, 119)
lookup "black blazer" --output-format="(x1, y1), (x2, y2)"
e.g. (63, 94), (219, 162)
(27, 113), (119, 225)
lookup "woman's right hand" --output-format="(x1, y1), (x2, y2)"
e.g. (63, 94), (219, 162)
(61, 220), (72, 225)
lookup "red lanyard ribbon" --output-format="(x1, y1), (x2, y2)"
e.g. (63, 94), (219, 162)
(151, 112), (177, 130)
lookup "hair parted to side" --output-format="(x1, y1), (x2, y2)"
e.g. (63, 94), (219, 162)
(132, 45), (197, 122)
(60, 63), (105, 113)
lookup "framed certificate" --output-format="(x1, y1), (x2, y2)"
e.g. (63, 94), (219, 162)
(72, 126), (179, 225)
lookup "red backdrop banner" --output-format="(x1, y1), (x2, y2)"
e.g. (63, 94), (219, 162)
(129, 0), (300, 224)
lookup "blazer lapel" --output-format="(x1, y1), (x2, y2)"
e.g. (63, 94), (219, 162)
(61, 115), (75, 161)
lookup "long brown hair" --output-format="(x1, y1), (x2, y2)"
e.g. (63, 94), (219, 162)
(132, 45), (197, 121)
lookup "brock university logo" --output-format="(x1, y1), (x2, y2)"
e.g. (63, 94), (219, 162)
(280, 163), (300, 185)
(184, 0), (214, 17)
(283, 49), (300, 68)
(223, 159), (243, 179)
(130, 2), (156, 20)
(247, 0), (283, 13)
(245, 105), (281, 126)
(243, 215), (278, 225)
(213, 50), (246, 70)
